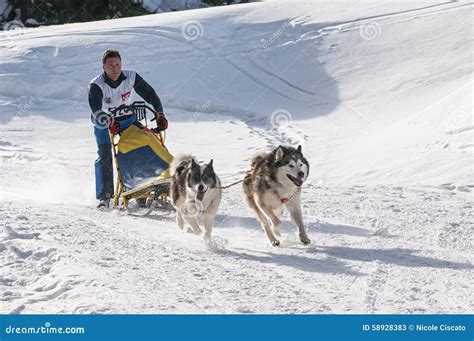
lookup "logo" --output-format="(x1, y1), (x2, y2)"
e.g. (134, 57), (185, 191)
(121, 91), (131, 102)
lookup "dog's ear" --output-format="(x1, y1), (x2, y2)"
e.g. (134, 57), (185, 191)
(297, 145), (302, 153)
(191, 159), (199, 169)
(275, 146), (285, 160)
(207, 159), (214, 169)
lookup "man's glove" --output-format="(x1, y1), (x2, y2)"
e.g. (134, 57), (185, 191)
(107, 118), (121, 135)
(156, 113), (168, 131)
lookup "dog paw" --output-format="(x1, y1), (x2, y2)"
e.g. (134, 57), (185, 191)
(271, 240), (281, 247)
(300, 236), (311, 245)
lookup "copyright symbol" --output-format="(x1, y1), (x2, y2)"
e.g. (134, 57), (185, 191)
(182, 21), (204, 41)
(94, 110), (112, 130)
(181, 200), (203, 218)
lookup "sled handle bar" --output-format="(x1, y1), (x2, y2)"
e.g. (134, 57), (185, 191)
(109, 101), (158, 122)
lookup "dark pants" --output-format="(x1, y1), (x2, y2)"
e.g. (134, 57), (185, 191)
(93, 126), (114, 200)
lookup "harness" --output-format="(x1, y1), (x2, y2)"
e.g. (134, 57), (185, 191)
(219, 170), (253, 190)
(220, 168), (293, 205)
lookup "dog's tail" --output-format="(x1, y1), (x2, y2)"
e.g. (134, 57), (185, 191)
(169, 154), (197, 176)
(250, 151), (269, 171)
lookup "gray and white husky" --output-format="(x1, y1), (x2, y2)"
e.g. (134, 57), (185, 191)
(243, 145), (310, 246)
(169, 154), (221, 239)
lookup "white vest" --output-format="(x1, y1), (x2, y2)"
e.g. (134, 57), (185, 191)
(90, 70), (136, 114)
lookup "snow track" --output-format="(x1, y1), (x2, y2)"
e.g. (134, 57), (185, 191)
(1, 182), (472, 313)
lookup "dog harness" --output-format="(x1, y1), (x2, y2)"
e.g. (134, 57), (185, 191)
(248, 167), (289, 204)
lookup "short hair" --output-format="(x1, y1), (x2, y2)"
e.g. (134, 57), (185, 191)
(102, 49), (121, 64)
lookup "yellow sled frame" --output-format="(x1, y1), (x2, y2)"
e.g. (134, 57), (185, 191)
(109, 130), (171, 211)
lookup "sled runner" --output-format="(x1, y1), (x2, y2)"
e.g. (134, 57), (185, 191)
(108, 101), (174, 215)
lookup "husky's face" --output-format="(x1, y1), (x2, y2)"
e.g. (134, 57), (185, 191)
(274, 145), (309, 188)
(187, 159), (217, 201)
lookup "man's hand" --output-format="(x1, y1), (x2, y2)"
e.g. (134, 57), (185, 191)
(156, 113), (168, 131)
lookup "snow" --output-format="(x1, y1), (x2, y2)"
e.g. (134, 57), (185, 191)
(1, 0), (473, 313)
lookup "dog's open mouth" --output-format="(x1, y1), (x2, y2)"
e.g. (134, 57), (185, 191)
(196, 190), (207, 201)
(287, 174), (303, 187)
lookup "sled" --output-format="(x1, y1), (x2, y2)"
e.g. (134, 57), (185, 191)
(108, 101), (174, 215)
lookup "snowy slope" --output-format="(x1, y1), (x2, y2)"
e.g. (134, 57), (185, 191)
(1, 0), (473, 314)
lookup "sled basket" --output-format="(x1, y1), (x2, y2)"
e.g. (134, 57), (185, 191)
(108, 101), (173, 212)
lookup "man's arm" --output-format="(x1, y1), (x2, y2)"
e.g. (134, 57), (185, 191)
(133, 73), (163, 113)
(88, 83), (104, 117)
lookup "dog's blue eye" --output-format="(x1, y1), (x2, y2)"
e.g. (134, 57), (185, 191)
(289, 164), (295, 168)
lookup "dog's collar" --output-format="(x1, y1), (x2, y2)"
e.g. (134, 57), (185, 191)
(281, 198), (289, 204)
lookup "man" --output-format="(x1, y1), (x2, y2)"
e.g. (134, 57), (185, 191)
(88, 49), (168, 209)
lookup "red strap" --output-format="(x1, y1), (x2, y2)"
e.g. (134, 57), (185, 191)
(144, 126), (165, 145)
(281, 198), (289, 204)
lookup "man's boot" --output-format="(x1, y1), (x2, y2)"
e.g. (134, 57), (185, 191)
(97, 194), (112, 209)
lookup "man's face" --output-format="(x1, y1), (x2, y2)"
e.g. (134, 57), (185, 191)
(103, 57), (122, 81)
